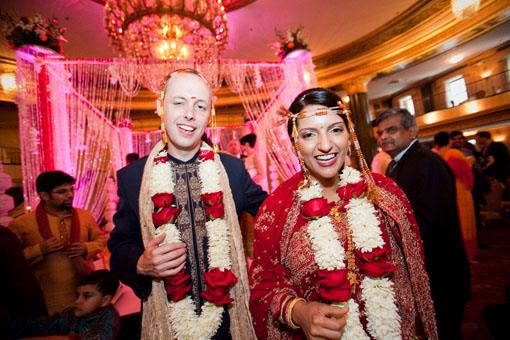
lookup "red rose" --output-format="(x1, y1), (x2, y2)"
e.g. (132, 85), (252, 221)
(152, 193), (174, 208)
(201, 268), (238, 306)
(154, 154), (169, 164)
(301, 198), (334, 219)
(204, 203), (224, 220)
(317, 269), (351, 303)
(152, 206), (180, 226)
(164, 269), (191, 302)
(355, 246), (387, 262)
(337, 181), (367, 199)
(287, 42), (295, 49)
(358, 259), (395, 278)
(205, 268), (238, 288)
(201, 287), (233, 306)
(40, 34), (48, 42)
(201, 192), (223, 206)
(199, 150), (214, 161)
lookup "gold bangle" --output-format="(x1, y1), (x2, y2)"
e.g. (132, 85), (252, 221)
(279, 295), (293, 324)
(286, 297), (306, 330)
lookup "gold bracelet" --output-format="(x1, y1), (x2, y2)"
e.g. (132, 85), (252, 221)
(279, 295), (293, 324)
(286, 297), (306, 330)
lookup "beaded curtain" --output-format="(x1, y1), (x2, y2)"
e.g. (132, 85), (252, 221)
(16, 45), (314, 219)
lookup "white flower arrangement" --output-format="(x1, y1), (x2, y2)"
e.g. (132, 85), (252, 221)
(171, 298), (223, 340)
(299, 179), (322, 201)
(154, 222), (181, 242)
(360, 277), (401, 340)
(346, 197), (384, 252)
(149, 150), (174, 196)
(205, 218), (231, 269)
(343, 299), (370, 340)
(199, 158), (222, 193)
(307, 216), (345, 270)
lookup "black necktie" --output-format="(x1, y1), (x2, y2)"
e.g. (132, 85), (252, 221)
(387, 160), (397, 176)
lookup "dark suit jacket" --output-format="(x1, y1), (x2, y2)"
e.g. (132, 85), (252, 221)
(483, 141), (510, 182)
(387, 141), (471, 312)
(107, 152), (267, 299)
(0, 227), (47, 319)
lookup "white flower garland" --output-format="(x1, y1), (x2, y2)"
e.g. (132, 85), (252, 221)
(300, 166), (401, 340)
(150, 143), (232, 340)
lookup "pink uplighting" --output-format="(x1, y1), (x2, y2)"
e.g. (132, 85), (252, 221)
(15, 45), (315, 217)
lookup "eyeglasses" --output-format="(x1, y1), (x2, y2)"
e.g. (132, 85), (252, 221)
(51, 187), (75, 195)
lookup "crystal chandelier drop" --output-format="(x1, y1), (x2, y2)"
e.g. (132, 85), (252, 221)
(450, 0), (480, 20)
(104, 0), (229, 62)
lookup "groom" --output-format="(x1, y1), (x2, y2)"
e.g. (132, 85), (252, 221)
(108, 69), (267, 338)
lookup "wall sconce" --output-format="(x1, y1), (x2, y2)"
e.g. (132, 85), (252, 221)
(451, 0), (480, 20)
(480, 70), (492, 79)
(448, 53), (464, 64)
(0, 73), (16, 94)
(341, 95), (350, 104)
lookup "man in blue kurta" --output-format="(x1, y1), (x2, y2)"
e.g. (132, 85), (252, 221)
(108, 69), (266, 339)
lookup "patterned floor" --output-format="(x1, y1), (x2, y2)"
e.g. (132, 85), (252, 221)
(462, 218), (510, 340)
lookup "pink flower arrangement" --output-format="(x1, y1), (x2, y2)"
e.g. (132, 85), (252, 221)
(0, 11), (67, 53)
(272, 26), (309, 59)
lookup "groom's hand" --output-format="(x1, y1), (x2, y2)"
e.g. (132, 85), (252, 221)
(136, 233), (187, 278)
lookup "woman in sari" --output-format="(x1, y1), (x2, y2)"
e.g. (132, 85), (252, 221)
(249, 88), (437, 339)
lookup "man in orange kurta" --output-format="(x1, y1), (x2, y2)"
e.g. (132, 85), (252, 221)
(9, 171), (105, 315)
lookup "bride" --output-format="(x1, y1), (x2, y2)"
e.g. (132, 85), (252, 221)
(249, 88), (437, 340)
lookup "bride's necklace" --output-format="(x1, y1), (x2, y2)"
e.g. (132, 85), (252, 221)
(148, 142), (236, 340)
(298, 166), (401, 340)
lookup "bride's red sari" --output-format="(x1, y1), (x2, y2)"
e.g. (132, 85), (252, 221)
(249, 171), (437, 339)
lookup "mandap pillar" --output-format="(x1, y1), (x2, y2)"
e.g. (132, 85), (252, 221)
(342, 76), (376, 165)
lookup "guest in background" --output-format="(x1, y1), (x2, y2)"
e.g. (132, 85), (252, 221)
(225, 138), (242, 158)
(2, 269), (120, 340)
(475, 131), (510, 197)
(370, 149), (392, 175)
(125, 152), (140, 166)
(433, 131), (477, 261)
(475, 131), (510, 183)
(374, 108), (470, 340)
(240, 133), (266, 186)
(8, 171), (105, 315)
(451, 130), (490, 250)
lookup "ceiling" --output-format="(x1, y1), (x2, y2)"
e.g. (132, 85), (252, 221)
(0, 0), (417, 60)
(1, 0), (509, 100)
(368, 19), (510, 99)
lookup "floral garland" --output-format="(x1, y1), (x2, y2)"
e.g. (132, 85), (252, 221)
(299, 166), (401, 339)
(149, 142), (237, 339)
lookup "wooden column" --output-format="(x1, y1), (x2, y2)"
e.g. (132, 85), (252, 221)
(343, 76), (376, 165)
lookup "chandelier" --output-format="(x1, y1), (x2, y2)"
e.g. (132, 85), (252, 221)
(104, 0), (229, 62)
(450, 0), (480, 20)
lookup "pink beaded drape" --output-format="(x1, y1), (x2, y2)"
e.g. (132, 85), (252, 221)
(15, 45), (313, 220)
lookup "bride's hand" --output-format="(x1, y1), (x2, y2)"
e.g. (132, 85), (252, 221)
(292, 300), (348, 340)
